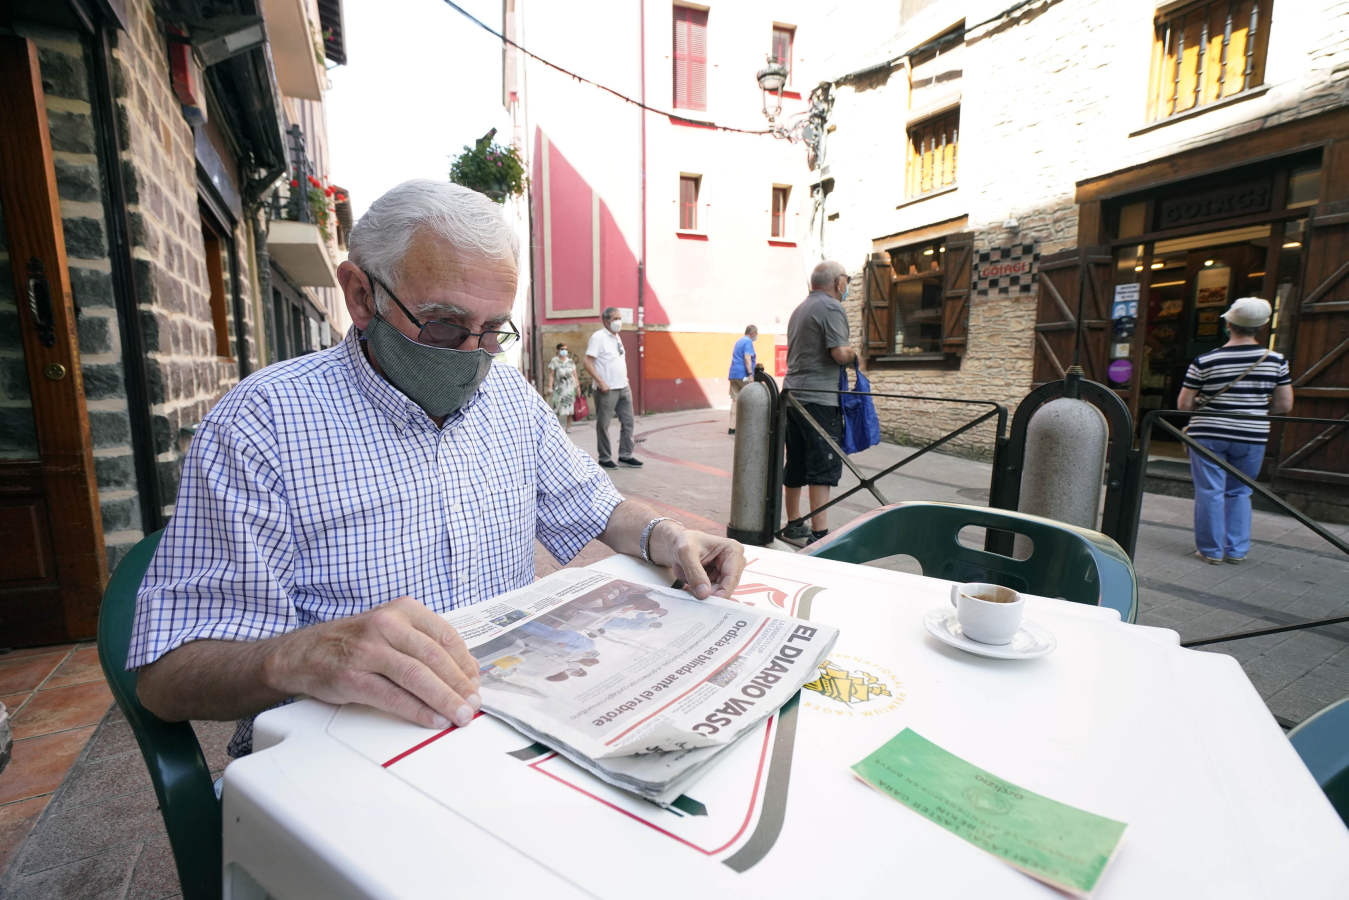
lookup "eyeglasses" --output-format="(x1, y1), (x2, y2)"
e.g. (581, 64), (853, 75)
(369, 274), (519, 353)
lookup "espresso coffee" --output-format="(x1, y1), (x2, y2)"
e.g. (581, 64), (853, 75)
(965, 585), (1018, 604)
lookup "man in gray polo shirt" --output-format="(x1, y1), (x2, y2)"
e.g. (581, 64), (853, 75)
(782, 260), (857, 543)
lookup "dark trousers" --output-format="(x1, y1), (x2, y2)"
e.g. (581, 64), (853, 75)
(595, 386), (634, 462)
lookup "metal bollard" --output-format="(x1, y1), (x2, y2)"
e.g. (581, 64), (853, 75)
(728, 381), (772, 544)
(1017, 396), (1108, 532)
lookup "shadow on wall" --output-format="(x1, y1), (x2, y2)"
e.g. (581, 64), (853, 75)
(532, 128), (727, 414)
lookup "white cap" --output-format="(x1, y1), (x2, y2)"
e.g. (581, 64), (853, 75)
(1220, 296), (1272, 328)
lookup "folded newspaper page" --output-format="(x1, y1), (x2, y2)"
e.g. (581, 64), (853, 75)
(446, 568), (837, 803)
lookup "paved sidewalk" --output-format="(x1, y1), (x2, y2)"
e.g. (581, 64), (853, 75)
(3, 408), (1345, 898)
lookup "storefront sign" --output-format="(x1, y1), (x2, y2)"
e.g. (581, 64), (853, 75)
(1107, 359), (1132, 384)
(974, 243), (1039, 296)
(1157, 179), (1271, 230)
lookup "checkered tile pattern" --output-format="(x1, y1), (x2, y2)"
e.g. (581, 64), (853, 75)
(129, 328), (623, 754)
(975, 243), (1040, 296)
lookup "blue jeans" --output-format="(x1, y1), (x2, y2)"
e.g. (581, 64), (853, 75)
(1190, 438), (1266, 560)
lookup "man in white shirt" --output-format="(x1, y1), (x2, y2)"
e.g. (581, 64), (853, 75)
(584, 306), (642, 468)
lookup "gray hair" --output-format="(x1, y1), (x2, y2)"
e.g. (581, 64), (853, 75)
(1228, 322), (1260, 337)
(810, 260), (846, 290)
(602, 306), (620, 320)
(348, 179), (520, 311)
(745, 325), (757, 335)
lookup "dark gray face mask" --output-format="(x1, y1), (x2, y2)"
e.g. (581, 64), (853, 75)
(365, 315), (493, 418)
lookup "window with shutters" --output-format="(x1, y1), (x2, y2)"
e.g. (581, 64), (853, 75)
(906, 108), (959, 199)
(770, 185), (790, 237)
(1146, 0), (1273, 121)
(771, 24), (794, 84)
(862, 234), (972, 364)
(679, 174), (701, 231)
(673, 6), (708, 111)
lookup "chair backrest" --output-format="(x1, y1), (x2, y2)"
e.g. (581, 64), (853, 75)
(1287, 696), (1349, 827)
(96, 530), (222, 900)
(804, 501), (1139, 623)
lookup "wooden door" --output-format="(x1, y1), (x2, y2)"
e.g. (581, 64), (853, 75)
(1032, 247), (1113, 386)
(0, 37), (107, 646)
(1273, 203), (1349, 486)
(862, 255), (893, 357)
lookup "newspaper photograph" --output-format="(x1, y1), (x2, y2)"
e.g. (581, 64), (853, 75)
(446, 568), (837, 803)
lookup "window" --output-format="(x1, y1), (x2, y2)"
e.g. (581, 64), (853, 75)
(906, 108), (958, 198)
(862, 234), (972, 362)
(679, 175), (700, 230)
(199, 210), (234, 358)
(771, 25), (794, 83)
(1146, 0), (1272, 121)
(770, 186), (790, 237)
(672, 6), (708, 111)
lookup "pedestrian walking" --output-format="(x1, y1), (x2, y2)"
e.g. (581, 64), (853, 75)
(584, 306), (643, 468)
(546, 342), (578, 430)
(727, 325), (758, 434)
(1177, 296), (1293, 565)
(782, 261), (857, 543)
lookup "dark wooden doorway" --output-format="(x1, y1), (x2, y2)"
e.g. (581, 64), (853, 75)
(0, 37), (107, 646)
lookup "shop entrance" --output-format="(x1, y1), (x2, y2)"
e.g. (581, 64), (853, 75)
(1112, 220), (1306, 454)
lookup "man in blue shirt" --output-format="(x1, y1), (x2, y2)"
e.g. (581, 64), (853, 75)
(727, 325), (758, 434)
(130, 180), (745, 753)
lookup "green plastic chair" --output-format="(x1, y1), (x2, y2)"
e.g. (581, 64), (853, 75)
(1288, 696), (1349, 827)
(96, 530), (222, 900)
(803, 501), (1139, 623)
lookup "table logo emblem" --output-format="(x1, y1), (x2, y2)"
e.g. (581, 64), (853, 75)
(802, 654), (905, 717)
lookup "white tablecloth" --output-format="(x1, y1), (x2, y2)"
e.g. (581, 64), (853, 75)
(221, 547), (1349, 899)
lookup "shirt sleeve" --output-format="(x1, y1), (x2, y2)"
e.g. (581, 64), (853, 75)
(127, 399), (298, 670)
(585, 329), (604, 359)
(1182, 360), (1205, 390)
(823, 304), (851, 350)
(1277, 356), (1292, 385)
(530, 390), (623, 562)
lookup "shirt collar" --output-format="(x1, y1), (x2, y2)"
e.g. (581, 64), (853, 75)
(342, 326), (490, 433)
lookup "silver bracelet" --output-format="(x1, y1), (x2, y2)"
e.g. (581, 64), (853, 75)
(640, 516), (673, 563)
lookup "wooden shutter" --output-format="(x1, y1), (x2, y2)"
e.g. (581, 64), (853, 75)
(673, 7), (707, 111)
(1273, 205), (1349, 485)
(863, 256), (893, 357)
(941, 233), (973, 354)
(1032, 246), (1112, 385)
(679, 176), (698, 230)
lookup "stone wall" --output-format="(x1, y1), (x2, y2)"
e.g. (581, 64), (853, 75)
(817, 0), (1349, 460)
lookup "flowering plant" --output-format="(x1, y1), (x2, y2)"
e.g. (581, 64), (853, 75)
(449, 138), (526, 203)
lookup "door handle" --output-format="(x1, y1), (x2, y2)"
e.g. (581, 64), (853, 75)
(26, 257), (56, 347)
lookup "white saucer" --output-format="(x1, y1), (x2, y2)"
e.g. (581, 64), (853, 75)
(922, 608), (1057, 660)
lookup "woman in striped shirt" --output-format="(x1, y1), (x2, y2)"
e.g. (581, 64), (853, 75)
(1177, 297), (1293, 565)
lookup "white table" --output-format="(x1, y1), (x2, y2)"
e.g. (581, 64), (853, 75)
(221, 548), (1349, 899)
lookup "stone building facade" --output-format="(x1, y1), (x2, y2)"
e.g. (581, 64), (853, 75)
(804, 0), (1349, 464)
(1, 0), (346, 645)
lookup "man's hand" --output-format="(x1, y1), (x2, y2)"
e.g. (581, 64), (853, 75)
(265, 596), (482, 730)
(595, 381), (610, 393)
(653, 523), (746, 600)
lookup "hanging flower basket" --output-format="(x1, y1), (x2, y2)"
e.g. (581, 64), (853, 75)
(450, 139), (526, 203)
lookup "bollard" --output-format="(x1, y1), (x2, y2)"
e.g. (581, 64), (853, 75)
(1017, 396), (1108, 531)
(728, 381), (772, 544)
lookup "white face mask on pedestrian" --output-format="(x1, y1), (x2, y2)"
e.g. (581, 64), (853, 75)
(609, 317), (623, 333)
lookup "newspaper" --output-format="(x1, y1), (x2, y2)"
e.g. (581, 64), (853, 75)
(446, 568), (838, 804)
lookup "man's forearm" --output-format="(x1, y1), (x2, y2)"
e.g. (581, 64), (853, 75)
(137, 636), (290, 722)
(599, 499), (673, 559)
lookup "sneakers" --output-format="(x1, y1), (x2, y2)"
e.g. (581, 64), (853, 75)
(598, 460), (617, 469)
(618, 457), (644, 467)
(1193, 551), (1222, 565)
(1223, 556), (1246, 565)
(807, 529), (829, 545)
(782, 522), (811, 540)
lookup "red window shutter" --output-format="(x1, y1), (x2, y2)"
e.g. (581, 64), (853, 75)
(673, 7), (707, 111)
(771, 27), (793, 82)
(680, 176), (698, 230)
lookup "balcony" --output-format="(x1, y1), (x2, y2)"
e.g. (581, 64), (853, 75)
(268, 180), (339, 288)
(260, 0), (325, 100)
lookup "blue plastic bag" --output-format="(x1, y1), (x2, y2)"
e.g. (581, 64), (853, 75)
(839, 364), (881, 454)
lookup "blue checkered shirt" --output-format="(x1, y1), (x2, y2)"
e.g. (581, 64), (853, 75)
(129, 327), (623, 754)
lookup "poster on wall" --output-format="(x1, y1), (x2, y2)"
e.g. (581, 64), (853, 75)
(1111, 283), (1139, 321)
(1194, 266), (1231, 308)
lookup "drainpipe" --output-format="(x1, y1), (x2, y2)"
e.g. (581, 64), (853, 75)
(636, 0), (647, 415)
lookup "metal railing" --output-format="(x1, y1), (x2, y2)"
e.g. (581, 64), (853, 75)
(1138, 408), (1349, 648)
(760, 370), (1007, 543)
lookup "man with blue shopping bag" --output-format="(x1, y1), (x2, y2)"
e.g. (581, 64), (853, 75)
(783, 261), (858, 544)
(839, 363), (881, 454)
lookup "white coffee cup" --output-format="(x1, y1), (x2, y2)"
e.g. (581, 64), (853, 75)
(949, 582), (1024, 645)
